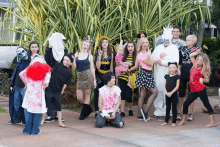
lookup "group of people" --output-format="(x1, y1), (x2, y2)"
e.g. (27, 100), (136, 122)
(8, 25), (216, 135)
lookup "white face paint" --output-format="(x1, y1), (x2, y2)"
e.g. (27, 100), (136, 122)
(17, 47), (28, 60)
(161, 27), (173, 47)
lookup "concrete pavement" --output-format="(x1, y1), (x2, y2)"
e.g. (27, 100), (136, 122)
(0, 96), (220, 147)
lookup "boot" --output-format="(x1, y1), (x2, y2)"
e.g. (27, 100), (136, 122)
(79, 104), (86, 120)
(84, 104), (93, 118)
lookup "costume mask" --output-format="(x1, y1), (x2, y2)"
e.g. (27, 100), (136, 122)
(17, 47), (28, 60)
(161, 26), (173, 47)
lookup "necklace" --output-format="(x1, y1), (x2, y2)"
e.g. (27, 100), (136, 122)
(190, 68), (199, 82)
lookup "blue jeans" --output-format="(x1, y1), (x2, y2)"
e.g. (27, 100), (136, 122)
(13, 86), (26, 123)
(23, 109), (42, 135)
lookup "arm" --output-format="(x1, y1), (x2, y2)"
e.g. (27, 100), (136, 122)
(61, 84), (67, 95)
(89, 55), (97, 88)
(113, 95), (121, 115)
(129, 57), (139, 72)
(96, 51), (102, 69)
(98, 92), (103, 111)
(143, 55), (153, 67)
(110, 53), (114, 72)
(200, 72), (209, 84)
(190, 49), (201, 65)
(163, 79), (168, 95)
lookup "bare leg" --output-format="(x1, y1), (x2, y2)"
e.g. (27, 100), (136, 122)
(77, 90), (84, 104)
(205, 114), (216, 128)
(144, 88), (158, 113)
(138, 88), (147, 116)
(84, 89), (91, 104)
(127, 75), (132, 88)
(41, 113), (46, 125)
(178, 114), (187, 126)
(127, 102), (132, 110)
(57, 111), (66, 128)
(121, 100), (125, 112)
(177, 97), (184, 114)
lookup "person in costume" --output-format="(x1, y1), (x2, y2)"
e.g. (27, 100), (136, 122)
(8, 47), (31, 125)
(19, 41), (51, 135)
(177, 35), (200, 121)
(72, 38), (96, 120)
(95, 72), (124, 128)
(134, 35), (158, 121)
(41, 53), (73, 127)
(151, 26), (179, 121)
(44, 32), (68, 123)
(161, 62), (180, 127)
(178, 50), (216, 128)
(155, 25), (186, 48)
(94, 36), (114, 118)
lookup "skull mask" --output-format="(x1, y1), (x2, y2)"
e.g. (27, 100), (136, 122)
(17, 47), (28, 60)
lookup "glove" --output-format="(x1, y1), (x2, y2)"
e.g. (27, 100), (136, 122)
(100, 110), (110, 118)
(10, 87), (14, 93)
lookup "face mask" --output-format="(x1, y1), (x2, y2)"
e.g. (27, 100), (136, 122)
(17, 47), (28, 60)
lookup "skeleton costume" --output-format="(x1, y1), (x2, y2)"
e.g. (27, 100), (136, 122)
(152, 26), (179, 117)
(9, 47), (30, 124)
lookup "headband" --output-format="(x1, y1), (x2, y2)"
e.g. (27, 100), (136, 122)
(137, 33), (147, 39)
(100, 36), (110, 41)
(168, 62), (178, 67)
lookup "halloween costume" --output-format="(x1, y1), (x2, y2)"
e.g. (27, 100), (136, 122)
(9, 47), (30, 124)
(151, 26), (179, 117)
(155, 35), (186, 48)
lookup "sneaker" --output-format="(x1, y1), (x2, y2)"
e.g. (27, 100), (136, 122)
(54, 116), (65, 122)
(187, 113), (194, 121)
(141, 109), (150, 122)
(177, 113), (181, 120)
(137, 116), (144, 120)
(150, 115), (158, 120)
(44, 116), (54, 123)
(128, 110), (133, 116)
(121, 112), (125, 117)
(158, 116), (165, 121)
(7, 120), (13, 125)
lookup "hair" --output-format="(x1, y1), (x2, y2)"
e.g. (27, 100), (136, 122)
(29, 41), (40, 55)
(102, 72), (115, 85)
(186, 35), (197, 45)
(136, 37), (150, 53)
(173, 25), (182, 33)
(98, 39), (112, 60)
(168, 64), (181, 75)
(192, 53), (211, 77)
(123, 41), (137, 64)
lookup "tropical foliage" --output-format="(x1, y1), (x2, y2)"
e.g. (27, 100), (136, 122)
(0, 0), (211, 55)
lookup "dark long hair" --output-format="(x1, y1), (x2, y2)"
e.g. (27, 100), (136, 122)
(98, 39), (112, 59)
(123, 41), (136, 64)
(29, 41), (40, 56)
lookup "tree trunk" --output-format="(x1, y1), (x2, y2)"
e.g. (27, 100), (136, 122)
(197, 19), (205, 48)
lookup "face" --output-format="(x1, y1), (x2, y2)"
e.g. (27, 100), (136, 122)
(196, 56), (203, 67)
(82, 42), (91, 51)
(63, 56), (71, 67)
(186, 37), (195, 48)
(108, 76), (116, 85)
(172, 28), (181, 39)
(169, 64), (177, 75)
(30, 44), (39, 55)
(117, 47), (124, 56)
(127, 43), (134, 54)
(17, 48), (28, 60)
(101, 39), (109, 49)
(141, 39), (149, 51)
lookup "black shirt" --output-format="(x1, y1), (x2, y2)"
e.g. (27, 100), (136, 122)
(47, 63), (72, 94)
(164, 74), (180, 92)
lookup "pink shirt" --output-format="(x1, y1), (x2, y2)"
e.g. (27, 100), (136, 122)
(115, 55), (122, 62)
(137, 52), (154, 70)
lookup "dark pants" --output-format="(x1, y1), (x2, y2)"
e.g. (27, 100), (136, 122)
(95, 112), (124, 128)
(47, 109), (57, 118)
(183, 87), (213, 115)
(93, 82), (104, 111)
(165, 92), (178, 123)
(118, 79), (132, 103)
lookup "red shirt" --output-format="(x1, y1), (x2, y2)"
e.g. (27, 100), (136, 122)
(189, 68), (205, 92)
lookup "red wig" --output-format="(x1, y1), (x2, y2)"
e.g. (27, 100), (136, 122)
(26, 61), (51, 81)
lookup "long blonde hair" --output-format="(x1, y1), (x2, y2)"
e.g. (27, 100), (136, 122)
(192, 53), (211, 77)
(136, 37), (150, 53)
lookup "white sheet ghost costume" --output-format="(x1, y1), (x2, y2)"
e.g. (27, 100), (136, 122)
(151, 27), (179, 117)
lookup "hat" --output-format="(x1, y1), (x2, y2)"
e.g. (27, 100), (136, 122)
(65, 53), (74, 63)
(100, 36), (110, 41)
(137, 33), (147, 39)
(168, 62), (178, 67)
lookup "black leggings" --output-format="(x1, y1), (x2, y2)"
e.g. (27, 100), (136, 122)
(93, 82), (104, 111)
(165, 92), (178, 123)
(118, 79), (132, 103)
(183, 87), (213, 115)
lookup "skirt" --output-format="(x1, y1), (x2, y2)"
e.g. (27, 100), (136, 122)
(135, 68), (156, 89)
(77, 69), (94, 90)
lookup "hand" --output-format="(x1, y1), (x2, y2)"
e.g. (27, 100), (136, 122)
(199, 78), (204, 85)
(98, 48), (103, 56)
(160, 52), (167, 59)
(93, 79), (97, 88)
(196, 48), (201, 54)
(24, 84), (27, 90)
(10, 87), (14, 93)
(157, 59), (162, 66)
(111, 113), (116, 119)
(105, 116), (111, 120)
(147, 48), (152, 56)
(61, 90), (64, 95)
(72, 55), (75, 61)
(43, 83), (49, 91)
(166, 92), (172, 98)
(74, 51), (79, 58)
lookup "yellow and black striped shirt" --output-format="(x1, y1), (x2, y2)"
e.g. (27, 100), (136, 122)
(118, 56), (133, 81)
